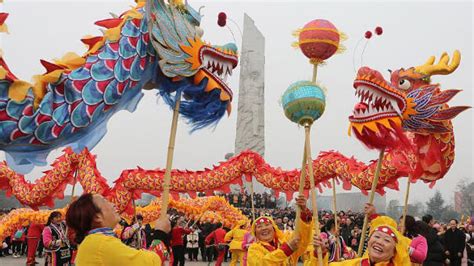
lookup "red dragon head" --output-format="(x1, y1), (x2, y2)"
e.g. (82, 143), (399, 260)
(349, 50), (470, 150)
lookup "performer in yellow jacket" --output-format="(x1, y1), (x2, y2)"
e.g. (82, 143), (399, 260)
(225, 220), (249, 266)
(247, 194), (313, 266)
(66, 193), (171, 265)
(305, 215), (412, 265)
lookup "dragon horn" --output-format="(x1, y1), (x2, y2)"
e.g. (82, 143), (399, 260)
(415, 50), (461, 76)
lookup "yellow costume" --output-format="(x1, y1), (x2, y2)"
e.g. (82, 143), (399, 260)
(304, 216), (411, 266)
(76, 233), (162, 266)
(247, 211), (313, 266)
(225, 220), (248, 266)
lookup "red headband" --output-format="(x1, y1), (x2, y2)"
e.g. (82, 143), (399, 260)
(255, 217), (272, 226)
(374, 226), (398, 242)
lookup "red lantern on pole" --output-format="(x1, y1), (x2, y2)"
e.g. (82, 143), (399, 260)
(294, 19), (344, 65)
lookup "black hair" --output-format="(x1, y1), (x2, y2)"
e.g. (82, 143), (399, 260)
(422, 214), (433, 224)
(415, 220), (430, 239)
(131, 214), (144, 224)
(324, 219), (335, 233)
(46, 211), (62, 226)
(401, 215), (417, 238)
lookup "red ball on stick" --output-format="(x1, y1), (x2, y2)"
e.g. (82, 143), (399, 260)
(365, 31), (372, 39)
(375, 26), (383, 35)
(298, 19), (341, 63)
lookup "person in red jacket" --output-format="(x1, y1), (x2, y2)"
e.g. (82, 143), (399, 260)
(205, 223), (227, 266)
(26, 222), (45, 265)
(170, 216), (192, 266)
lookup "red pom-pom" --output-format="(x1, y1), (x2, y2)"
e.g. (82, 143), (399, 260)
(218, 12), (227, 20)
(218, 19), (226, 27)
(375, 26), (383, 35)
(364, 31), (372, 39)
(217, 12), (227, 27)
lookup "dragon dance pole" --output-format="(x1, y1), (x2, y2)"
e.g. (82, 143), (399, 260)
(357, 148), (385, 256)
(132, 198), (142, 249)
(332, 178), (338, 234)
(295, 142), (308, 234)
(294, 61), (316, 229)
(160, 95), (182, 219)
(284, 19), (339, 266)
(190, 211), (207, 228)
(400, 178), (412, 235)
(70, 168), (78, 203)
(187, 210), (207, 228)
(282, 66), (325, 266)
(250, 177), (256, 221)
(305, 124), (323, 266)
(312, 63), (319, 84)
(332, 177), (341, 254)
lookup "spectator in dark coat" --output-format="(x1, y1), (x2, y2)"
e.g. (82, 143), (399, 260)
(417, 221), (444, 266)
(444, 219), (466, 266)
(340, 218), (354, 246)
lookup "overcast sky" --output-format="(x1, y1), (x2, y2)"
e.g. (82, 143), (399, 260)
(0, 1), (472, 207)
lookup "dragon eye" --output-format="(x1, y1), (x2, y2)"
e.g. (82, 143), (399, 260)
(398, 79), (411, 90)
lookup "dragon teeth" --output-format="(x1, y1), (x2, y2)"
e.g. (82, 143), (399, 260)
(389, 99), (402, 115)
(203, 55), (234, 79)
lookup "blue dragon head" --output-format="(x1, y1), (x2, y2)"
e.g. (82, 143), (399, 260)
(148, 0), (239, 130)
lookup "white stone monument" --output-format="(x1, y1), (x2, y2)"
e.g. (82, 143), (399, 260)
(234, 14), (265, 157)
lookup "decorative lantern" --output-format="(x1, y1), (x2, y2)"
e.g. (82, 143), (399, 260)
(294, 19), (344, 65)
(282, 81), (326, 126)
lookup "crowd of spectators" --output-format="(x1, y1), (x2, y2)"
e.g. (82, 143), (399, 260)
(1, 194), (474, 265)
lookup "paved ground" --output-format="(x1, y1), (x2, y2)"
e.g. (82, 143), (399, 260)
(0, 256), (227, 265)
(0, 254), (309, 265)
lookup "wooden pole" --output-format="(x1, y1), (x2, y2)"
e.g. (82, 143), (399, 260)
(332, 178), (338, 234)
(401, 178), (412, 235)
(357, 148), (386, 256)
(294, 137), (308, 234)
(70, 168), (78, 203)
(160, 95), (182, 219)
(305, 125), (323, 266)
(188, 210), (207, 228)
(132, 198), (142, 249)
(250, 177), (256, 221)
(312, 63), (319, 84)
(294, 62), (318, 232)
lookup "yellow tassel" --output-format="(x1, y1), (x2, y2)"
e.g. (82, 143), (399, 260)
(292, 29), (302, 37)
(336, 44), (346, 54)
(310, 59), (326, 66)
(291, 42), (301, 48)
(339, 31), (348, 41)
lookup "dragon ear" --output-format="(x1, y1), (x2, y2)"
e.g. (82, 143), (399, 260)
(429, 106), (471, 121)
